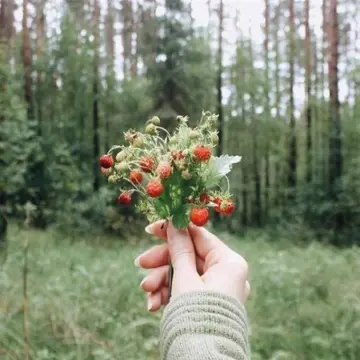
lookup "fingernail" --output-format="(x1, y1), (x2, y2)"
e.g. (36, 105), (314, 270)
(140, 277), (147, 288)
(134, 256), (141, 267)
(145, 225), (153, 234)
(147, 296), (152, 311)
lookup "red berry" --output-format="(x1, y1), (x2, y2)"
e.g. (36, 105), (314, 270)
(146, 179), (164, 198)
(171, 150), (185, 161)
(99, 154), (113, 169)
(129, 169), (143, 184)
(193, 145), (212, 162)
(199, 193), (210, 204)
(118, 192), (132, 205)
(156, 161), (172, 179)
(220, 199), (235, 215)
(139, 157), (154, 173)
(190, 207), (209, 227)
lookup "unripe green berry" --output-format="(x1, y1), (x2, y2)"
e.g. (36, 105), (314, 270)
(133, 136), (144, 148)
(211, 133), (219, 145)
(150, 116), (161, 125)
(145, 123), (156, 134)
(108, 174), (118, 184)
(189, 130), (198, 140)
(169, 136), (177, 144)
(116, 150), (127, 162)
(115, 161), (129, 172)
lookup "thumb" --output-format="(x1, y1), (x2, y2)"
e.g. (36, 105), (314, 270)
(166, 221), (201, 294)
(167, 221), (197, 272)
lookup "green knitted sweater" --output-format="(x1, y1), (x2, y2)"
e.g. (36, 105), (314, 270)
(160, 291), (250, 360)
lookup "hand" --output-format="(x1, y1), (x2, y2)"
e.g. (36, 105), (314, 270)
(134, 220), (250, 312)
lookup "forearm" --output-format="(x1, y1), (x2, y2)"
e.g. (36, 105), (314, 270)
(160, 291), (250, 360)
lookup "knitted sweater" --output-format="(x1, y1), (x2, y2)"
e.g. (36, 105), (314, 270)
(160, 291), (250, 360)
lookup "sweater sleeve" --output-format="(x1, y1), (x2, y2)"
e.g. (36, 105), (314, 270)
(160, 291), (250, 360)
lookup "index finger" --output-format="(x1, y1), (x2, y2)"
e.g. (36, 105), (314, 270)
(145, 220), (168, 240)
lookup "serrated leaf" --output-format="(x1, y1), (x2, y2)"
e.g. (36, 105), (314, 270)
(172, 206), (189, 229)
(213, 155), (242, 176)
(153, 200), (170, 219)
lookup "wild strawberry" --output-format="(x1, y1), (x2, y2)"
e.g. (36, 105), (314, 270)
(171, 150), (184, 161)
(118, 192), (132, 205)
(129, 169), (143, 184)
(156, 161), (172, 179)
(200, 193), (210, 204)
(139, 157), (154, 173)
(146, 179), (164, 198)
(190, 207), (209, 227)
(220, 199), (235, 215)
(193, 145), (212, 162)
(101, 167), (112, 176)
(99, 154), (113, 169)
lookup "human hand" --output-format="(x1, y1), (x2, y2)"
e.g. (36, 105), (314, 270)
(135, 220), (250, 312)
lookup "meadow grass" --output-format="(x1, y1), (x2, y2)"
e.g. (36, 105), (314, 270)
(0, 224), (359, 360)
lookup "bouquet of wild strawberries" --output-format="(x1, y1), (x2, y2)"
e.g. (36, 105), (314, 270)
(99, 111), (241, 229)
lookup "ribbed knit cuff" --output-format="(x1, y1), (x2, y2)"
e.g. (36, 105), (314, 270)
(160, 291), (250, 359)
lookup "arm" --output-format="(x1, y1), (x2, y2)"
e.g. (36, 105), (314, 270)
(160, 291), (250, 360)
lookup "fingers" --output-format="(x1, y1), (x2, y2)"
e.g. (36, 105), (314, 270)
(135, 244), (169, 269)
(188, 223), (228, 261)
(140, 265), (168, 292)
(145, 220), (168, 240)
(166, 221), (197, 271)
(147, 287), (169, 312)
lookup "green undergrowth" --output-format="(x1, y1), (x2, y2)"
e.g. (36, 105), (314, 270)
(0, 225), (359, 360)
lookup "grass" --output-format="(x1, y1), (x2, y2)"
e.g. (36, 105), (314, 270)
(0, 224), (360, 360)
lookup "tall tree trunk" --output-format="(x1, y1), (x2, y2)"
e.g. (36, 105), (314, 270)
(35, 1), (45, 134)
(263, 0), (270, 221)
(214, 0), (223, 225)
(304, 0), (312, 185)
(22, 0), (33, 120)
(121, 0), (133, 78)
(105, 0), (115, 151)
(321, 0), (328, 187)
(327, 0), (343, 233)
(92, 0), (101, 192)
(216, 0), (223, 158)
(249, 36), (262, 226)
(274, 0), (281, 208)
(287, 0), (297, 201)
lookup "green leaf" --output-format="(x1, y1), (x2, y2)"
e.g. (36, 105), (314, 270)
(153, 199), (170, 219)
(172, 206), (190, 229)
